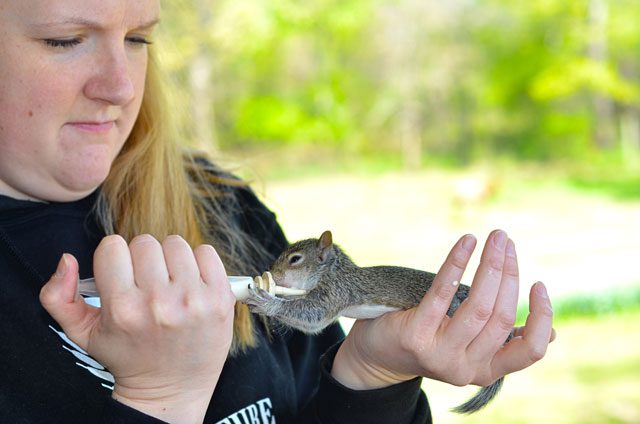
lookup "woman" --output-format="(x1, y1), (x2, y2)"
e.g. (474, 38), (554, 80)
(0, 0), (554, 422)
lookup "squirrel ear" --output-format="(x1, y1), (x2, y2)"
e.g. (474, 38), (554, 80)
(317, 231), (333, 263)
(319, 231), (333, 247)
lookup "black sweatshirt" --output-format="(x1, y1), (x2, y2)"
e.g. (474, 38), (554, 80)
(0, 183), (431, 423)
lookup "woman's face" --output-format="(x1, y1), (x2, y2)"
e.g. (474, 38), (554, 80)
(0, 0), (160, 202)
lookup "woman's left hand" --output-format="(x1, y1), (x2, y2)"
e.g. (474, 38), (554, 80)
(331, 230), (555, 390)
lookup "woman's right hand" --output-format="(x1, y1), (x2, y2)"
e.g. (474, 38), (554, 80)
(40, 234), (236, 424)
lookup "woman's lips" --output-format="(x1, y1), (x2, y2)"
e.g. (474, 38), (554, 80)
(67, 121), (115, 134)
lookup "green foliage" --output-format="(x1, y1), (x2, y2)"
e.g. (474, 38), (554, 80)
(234, 95), (351, 145)
(157, 0), (640, 168)
(530, 57), (640, 110)
(516, 284), (640, 325)
(570, 173), (640, 200)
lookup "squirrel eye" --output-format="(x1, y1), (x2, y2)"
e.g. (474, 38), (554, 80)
(288, 253), (303, 265)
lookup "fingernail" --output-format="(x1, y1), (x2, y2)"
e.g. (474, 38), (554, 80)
(55, 254), (69, 278)
(505, 239), (516, 258)
(535, 282), (548, 299)
(492, 230), (507, 249)
(461, 234), (476, 252)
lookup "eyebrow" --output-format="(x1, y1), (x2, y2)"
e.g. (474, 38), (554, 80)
(30, 17), (160, 31)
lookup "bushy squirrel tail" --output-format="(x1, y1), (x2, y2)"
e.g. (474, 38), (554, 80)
(451, 377), (504, 414)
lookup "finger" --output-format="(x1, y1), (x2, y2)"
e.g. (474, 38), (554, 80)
(512, 326), (556, 342)
(467, 238), (519, 360)
(162, 235), (199, 286)
(128, 234), (169, 289)
(447, 230), (508, 347)
(413, 234), (476, 334)
(490, 282), (554, 378)
(40, 254), (100, 350)
(194, 244), (235, 305)
(94, 235), (136, 298)
(194, 244), (225, 286)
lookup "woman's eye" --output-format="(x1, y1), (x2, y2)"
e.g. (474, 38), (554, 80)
(126, 36), (152, 46)
(44, 38), (81, 49)
(289, 254), (303, 265)
(43, 37), (151, 49)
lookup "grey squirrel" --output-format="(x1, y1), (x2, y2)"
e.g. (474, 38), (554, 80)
(247, 230), (508, 414)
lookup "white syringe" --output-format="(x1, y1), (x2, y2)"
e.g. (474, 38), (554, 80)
(78, 272), (307, 307)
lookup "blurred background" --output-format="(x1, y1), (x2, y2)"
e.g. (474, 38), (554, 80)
(158, 0), (639, 422)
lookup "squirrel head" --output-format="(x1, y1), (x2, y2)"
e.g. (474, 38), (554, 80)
(269, 230), (337, 291)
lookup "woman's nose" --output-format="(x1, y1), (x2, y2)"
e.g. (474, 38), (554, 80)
(83, 48), (136, 106)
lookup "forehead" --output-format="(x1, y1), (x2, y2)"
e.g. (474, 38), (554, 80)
(5, 0), (160, 29)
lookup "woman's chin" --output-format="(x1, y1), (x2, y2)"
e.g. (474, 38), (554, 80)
(54, 166), (110, 200)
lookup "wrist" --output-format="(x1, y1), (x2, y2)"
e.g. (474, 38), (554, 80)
(112, 384), (214, 424)
(331, 335), (416, 390)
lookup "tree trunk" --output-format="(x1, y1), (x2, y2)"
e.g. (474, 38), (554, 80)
(400, 100), (422, 170)
(382, 4), (423, 169)
(189, 51), (217, 150)
(588, 0), (616, 150)
(620, 108), (640, 170)
(189, 0), (217, 151)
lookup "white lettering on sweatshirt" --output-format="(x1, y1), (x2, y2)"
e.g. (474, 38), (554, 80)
(215, 398), (275, 424)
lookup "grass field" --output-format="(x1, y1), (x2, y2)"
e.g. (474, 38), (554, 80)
(243, 159), (640, 423)
(254, 165), (640, 302)
(425, 310), (640, 424)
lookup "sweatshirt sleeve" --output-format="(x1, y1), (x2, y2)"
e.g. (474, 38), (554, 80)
(298, 341), (432, 424)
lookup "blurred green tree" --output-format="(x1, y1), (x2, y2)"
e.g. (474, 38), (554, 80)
(156, 0), (640, 168)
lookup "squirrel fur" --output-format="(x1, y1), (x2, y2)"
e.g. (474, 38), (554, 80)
(247, 230), (508, 414)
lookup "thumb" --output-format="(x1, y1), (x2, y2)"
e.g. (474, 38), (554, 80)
(40, 254), (99, 351)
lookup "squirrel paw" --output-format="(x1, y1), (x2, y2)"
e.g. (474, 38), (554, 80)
(246, 287), (286, 316)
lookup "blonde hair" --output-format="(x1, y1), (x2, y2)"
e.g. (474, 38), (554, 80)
(96, 52), (267, 352)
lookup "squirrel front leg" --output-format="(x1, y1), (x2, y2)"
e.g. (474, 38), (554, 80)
(246, 289), (341, 334)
